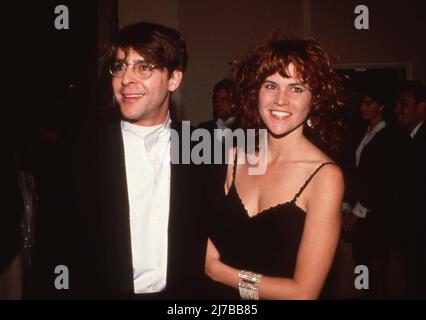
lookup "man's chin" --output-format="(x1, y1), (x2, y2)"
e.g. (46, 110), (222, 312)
(396, 117), (406, 127)
(120, 111), (144, 123)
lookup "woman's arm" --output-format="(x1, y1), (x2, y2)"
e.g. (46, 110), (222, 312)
(0, 253), (22, 299)
(205, 164), (344, 299)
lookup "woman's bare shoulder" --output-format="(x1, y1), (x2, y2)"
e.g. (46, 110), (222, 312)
(312, 162), (343, 183)
(307, 162), (344, 209)
(298, 141), (344, 207)
(305, 140), (334, 164)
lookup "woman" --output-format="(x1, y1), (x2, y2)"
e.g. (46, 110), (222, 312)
(0, 149), (23, 299)
(205, 35), (346, 300)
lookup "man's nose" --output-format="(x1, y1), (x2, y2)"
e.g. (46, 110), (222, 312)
(121, 66), (137, 85)
(394, 103), (401, 114)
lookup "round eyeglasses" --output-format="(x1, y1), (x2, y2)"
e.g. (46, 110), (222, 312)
(109, 60), (157, 80)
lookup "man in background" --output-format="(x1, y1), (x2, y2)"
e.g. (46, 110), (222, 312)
(198, 78), (235, 132)
(394, 80), (425, 298)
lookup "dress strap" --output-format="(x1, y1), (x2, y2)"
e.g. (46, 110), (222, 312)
(290, 162), (335, 203)
(231, 149), (238, 184)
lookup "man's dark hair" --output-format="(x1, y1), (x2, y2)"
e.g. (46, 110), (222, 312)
(213, 78), (233, 96)
(105, 22), (188, 74)
(359, 86), (387, 107)
(398, 80), (426, 105)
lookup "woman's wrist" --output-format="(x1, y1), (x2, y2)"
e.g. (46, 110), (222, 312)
(205, 257), (224, 282)
(237, 270), (262, 300)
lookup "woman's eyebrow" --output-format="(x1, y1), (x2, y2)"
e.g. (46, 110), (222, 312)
(288, 82), (306, 86)
(263, 80), (278, 84)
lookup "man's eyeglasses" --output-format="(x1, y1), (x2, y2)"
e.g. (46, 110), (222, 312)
(109, 60), (157, 80)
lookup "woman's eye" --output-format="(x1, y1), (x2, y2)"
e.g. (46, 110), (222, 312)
(264, 83), (277, 90)
(290, 86), (304, 93)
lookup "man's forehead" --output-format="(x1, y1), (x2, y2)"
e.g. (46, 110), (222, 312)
(399, 90), (415, 101)
(116, 47), (146, 61)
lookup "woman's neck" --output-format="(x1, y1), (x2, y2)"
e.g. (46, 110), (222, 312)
(266, 128), (306, 163)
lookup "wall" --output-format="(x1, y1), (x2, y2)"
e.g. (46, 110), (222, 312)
(310, 0), (425, 82)
(117, 0), (425, 125)
(118, 0), (178, 28)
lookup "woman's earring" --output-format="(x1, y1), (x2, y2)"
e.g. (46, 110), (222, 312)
(307, 118), (314, 128)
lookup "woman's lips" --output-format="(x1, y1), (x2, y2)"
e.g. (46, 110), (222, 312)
(270, 110), (291, 120)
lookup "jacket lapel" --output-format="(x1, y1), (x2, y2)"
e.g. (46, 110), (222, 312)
(97, 108), (134, 296)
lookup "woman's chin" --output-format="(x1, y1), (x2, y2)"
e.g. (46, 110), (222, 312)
(266, 123), (303, 139)
(267, 127), (291, 139)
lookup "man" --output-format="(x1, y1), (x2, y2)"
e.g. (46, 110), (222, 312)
(342, 89), (395, 298)
(395, 80), (426, 150)
(33, 22), (214, 299)
(198, 78), (235, 133)
(198, 79), (235, 164)
(394, 80), (426, 298)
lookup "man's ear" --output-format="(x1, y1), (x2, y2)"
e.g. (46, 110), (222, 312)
(416, 101), (426, 115)
(168, 70), (183, 92)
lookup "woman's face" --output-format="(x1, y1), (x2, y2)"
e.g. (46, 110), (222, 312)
(360, 96), (382, 123)
(258, 63), (312, 137)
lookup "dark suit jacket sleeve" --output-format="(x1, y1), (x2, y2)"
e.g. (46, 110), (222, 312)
(355, 129), (396, 214)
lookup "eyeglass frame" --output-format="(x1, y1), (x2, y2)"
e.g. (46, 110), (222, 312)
(109, 60), (158, 80)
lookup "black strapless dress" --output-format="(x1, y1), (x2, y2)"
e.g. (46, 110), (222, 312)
(209, 155), (333, 299)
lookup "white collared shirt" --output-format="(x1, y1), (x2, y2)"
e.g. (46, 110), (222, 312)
(215, 117), (235, 130)
(215, 118), (228, 130)
(121, 114), (171, 293)
(352, 120), (386, 218)
(410, 121), (424, 139)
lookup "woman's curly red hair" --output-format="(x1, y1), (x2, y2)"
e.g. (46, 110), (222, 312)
(230, 35), (348, 152)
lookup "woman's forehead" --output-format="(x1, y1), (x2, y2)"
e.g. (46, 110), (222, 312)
(266, 64), (303, 81)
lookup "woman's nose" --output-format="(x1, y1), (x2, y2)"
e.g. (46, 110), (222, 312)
(275, 90), (288, 106)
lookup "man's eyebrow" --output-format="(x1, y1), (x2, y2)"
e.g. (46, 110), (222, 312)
(115, 58), (147, 63)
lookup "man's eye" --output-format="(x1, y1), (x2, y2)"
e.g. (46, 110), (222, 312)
(137, 63), (151, 71)
(114, 63), (126, 71)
